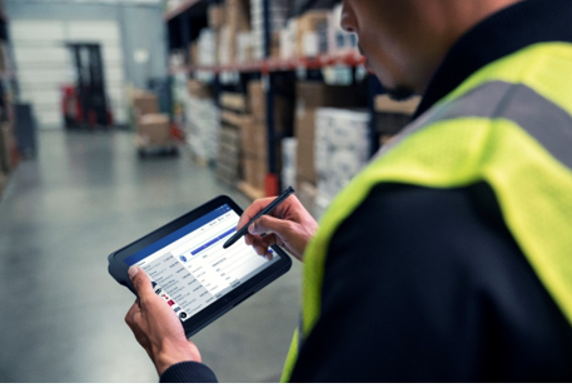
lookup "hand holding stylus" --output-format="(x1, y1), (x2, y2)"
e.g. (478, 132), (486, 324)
(223, 187), (295, 249)
(236, 192), (319, 262)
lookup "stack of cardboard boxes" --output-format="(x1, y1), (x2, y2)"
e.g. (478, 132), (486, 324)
(185, 80), (218, 162)
(131, 90), (172, 150)
(219, 0), (251, 65)
(314, 108), (371, 219)
(195, 29), (218, 67)
(375, 95), (420, 144)
(238, 81), (269, 197)
(239, 80), (294, 197)
(280, 6), (359, 60)
(295, 11), (330, 57)
(217, 91), (249, 187)
(240, 84), (265, 195)
(294, 82), (364, 216)
(188, 3), (225, 67)
(250, 0), (288, 60)
(281, 11), (330, 59)
(189, 1), (359, 66)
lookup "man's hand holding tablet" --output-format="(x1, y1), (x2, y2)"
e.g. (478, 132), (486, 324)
(125, 266), (202, 375)
(109, 194), (319, 378)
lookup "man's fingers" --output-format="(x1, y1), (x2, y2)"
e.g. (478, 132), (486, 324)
(236, 198), (276, 229)
(249, 215), (292, 238)
(244, 233), (254, 246)
(125, 298), (141, 327)
(128, 266), (156, 300)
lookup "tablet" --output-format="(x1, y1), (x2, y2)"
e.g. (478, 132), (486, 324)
(108, 195), (292, 337)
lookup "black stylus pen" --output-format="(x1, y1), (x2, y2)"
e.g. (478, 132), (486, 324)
(223, 186), (295, 249)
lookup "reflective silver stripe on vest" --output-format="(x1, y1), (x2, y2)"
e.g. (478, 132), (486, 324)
(378, 81), (572, 170)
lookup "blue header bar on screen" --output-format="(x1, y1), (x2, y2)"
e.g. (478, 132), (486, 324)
(123, 204), (233, 267)
(190, 227), (235, 256)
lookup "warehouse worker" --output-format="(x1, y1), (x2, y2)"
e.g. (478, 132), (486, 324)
(125, 0), (572, 381)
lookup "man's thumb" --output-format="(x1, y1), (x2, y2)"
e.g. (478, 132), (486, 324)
(128, 266), (154, 298)
(249, 215), (292, 238)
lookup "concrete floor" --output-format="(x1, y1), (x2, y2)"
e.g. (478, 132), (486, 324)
(0, 130), (302, 383)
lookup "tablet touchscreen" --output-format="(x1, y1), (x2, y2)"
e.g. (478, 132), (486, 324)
(118, 200), (289, 325)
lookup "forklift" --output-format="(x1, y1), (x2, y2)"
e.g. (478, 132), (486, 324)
(62, 43), (112, 129)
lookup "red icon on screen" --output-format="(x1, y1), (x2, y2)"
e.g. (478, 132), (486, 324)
(167, 300), (175, 306)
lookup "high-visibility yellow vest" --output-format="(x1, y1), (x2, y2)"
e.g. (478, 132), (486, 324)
(281, 42), (572, 382)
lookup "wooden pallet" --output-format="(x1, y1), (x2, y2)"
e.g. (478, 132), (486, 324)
(237, 181), (265, 200)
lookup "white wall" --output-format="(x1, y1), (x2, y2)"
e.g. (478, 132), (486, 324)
(11, 19), (128, 129)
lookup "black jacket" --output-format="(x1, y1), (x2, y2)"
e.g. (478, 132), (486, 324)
(161, 0), (572, 382)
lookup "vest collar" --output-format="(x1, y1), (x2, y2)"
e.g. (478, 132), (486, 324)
(413, 0), (572, 120)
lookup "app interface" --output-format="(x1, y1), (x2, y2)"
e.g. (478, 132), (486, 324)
(124, 205), (278, 321)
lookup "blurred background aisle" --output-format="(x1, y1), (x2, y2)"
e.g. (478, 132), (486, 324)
(0, 130), (302, 382)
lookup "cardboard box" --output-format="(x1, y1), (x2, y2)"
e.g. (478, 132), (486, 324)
(319, 108), (370, 152)
(270, 31), (281, 59)
(187, 80), (212, 100)
(218, 26), (236, 65)
(225, 0), (251, 32)
(294, 83), (365, 184)
(296, 180), (317, 217)
(217, 126), (242, 186)
(219, 125), (241, 147)
(216, 162), (238, 186)
(208, 4), (225, 29)
(221, 110), (246, 128)
(243, 156), (267, 191)
(132, 90), (158, 118)
(296, 82), (364, 111)
(189, 41), (199, 66)
(374, 95), (420, 136)
(295, 107), (317, 183)
(282, 137), (297, 170)
(137, 114), (171, 146)
(375, 95), (420, 114)
(239, 115), (286, 172)
(296, 11), (330, 57)
(237, 31), (255, 63)
(248, 81), (266, 121)
(294, 83), (366, 182)
(240, 116), (267, 157)
(221, 92), (248, 112)
(248, 80), (293, 133)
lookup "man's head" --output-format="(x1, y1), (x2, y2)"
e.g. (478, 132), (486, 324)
(341, 0), (524, 100)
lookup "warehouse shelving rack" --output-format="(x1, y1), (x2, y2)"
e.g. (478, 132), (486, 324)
(164, 0), (382, 196)
(0, 6), (20, 195)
